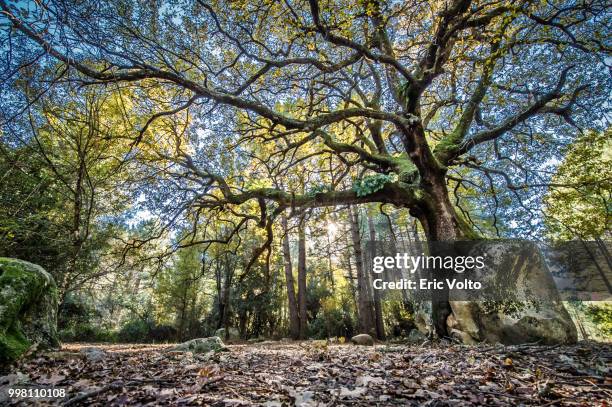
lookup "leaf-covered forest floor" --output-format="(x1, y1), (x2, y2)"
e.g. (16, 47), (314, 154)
(3, 341), (610, 406)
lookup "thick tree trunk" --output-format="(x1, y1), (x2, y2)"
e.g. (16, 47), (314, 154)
(281, 216), (301, 340)
(349, 205), (375, 335)
(216, 298), (225, 331)
(177, 287), (188, 341)
(238, 309), (247, 338)
(367, 215), (386, 340)
(297, 216), (308, 339)
(412, 175), (477, 338)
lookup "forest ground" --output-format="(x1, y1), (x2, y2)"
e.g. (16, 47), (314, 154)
(2, 341), (610, 406)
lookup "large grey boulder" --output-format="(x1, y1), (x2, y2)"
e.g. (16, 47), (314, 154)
(448, 242), (577, 345)
(0, 258), (59, 364)
(351, 334), (374, 346)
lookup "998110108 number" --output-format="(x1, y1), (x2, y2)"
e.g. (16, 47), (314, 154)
(8, 388), (66, 398)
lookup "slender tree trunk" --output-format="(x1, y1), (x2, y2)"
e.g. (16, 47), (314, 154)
(297, 216), (308, 339)
(215, 256), (225, 330)
(345, 250), (358, 312)
(386, 214), (412, 313)
(281, 216), (300, 339)
(221, 254), (233, 337)
(178, 287), (188, 341)
(349, 205), (375, 335)
(326, 226), (335, 289)
(367, 214), (386, 340)
(188, 293), (197, 339)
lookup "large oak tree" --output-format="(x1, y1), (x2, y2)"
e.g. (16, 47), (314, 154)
(1, 0), (608, 334)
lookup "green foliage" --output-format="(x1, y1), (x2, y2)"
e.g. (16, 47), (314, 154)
(118, 319), (152, 343)
(0, 145), (123, 297)
(58, 293), (116, 342)
(352, 174), (396, 197)
(59, 323), (117, 343)
(383, 296), (415, 337)
(566, 300), (612, 341)
(155, 245), (207, 340)
(0, 150), (68, 274)
(233, 268), (284, 339)
(309, 299), (355, 339)
(59, 293), (97, 326)
(545, 130), (611, 239)
(306, 278), (355, 339)
(584, 303), (612, 337)
(0, 87), (134, 302)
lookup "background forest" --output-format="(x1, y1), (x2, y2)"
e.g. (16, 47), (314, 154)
(0, 0), (610, 347)
(0, 97), (608, 344)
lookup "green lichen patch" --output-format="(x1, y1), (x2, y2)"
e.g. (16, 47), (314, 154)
(170, 336), (228, 354)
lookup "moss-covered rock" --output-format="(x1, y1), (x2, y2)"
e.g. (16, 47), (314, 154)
(0, 258), (59, 365)
(170, 337), (227, 354)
